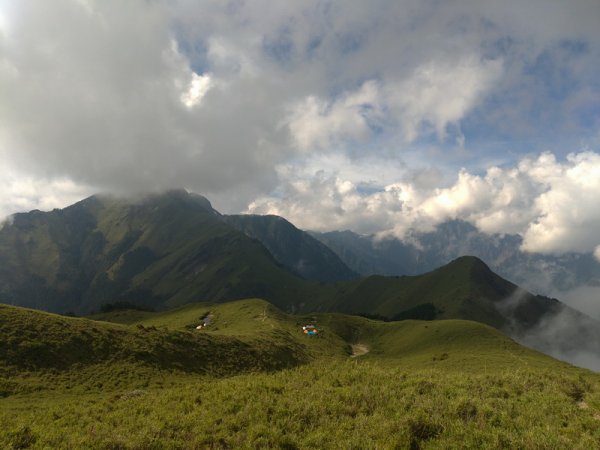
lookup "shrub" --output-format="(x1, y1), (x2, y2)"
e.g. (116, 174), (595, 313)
(407, 416), (442, 449)
(456, 400), (477, 421)
(8, 425), (36, 450)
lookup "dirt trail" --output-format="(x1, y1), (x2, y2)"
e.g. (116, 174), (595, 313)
(350, 343), (369, 358)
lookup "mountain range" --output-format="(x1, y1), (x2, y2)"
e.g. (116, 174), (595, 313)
(1, 189), (599, 369)
(310, 221), (600, 303)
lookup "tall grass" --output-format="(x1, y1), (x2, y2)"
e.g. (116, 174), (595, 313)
(1, 361), (599, 449)
(2, 299), (600, 449)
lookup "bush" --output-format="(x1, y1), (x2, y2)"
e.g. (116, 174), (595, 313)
(407, 416), (442, 449)
(8, 425), (36, 450)
(456, 400), (477, 421)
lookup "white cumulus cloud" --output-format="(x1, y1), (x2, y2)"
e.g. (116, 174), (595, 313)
(285, 81), (382, 151)
(248, 151), (600, 256)
(180, 72), (213, 108)
(387, 56), (504, 142)
(521, 152), (600, 254)
(285, 56), (503, 149)
(0, 166), (95, 221)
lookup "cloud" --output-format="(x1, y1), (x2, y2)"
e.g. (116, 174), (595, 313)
(285, 56), (503, 149)
(521, 152), (600, 254)
(495, 285), (600, 372)
(555, 284), (600, 320)
(180, 72), (213, 108)
(387, 57), (503, 142)
(0, 0), (598, 223)
(516, 304), (600, 372)
(285, 80), (382, 151)
(248, 151), (600, 256)
(0, 0), (292, 211)
(0, 166), (95, 221)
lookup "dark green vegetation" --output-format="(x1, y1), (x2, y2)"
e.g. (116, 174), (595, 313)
(320, 255), (563, 330)
(0, 190), (314, 314)
(224, 214), (357, 282)
(0, 301), (311, 385)
(2, 299), (600, 448)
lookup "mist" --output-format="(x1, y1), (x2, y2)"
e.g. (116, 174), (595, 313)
(518, 307), (600, 372)
(498, 287), (600, 372)
(0, 214), (14, 231)
(552, 285), (600, 320)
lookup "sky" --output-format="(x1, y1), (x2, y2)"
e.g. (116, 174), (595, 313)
(1, 0), (599, 259)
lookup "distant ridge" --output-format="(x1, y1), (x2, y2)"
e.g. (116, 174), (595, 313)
(224, 214), (357, 282)
(321, 255), (562, 331)
(310, 221), (600, 296)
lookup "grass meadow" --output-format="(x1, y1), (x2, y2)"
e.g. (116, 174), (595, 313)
(2, 299), (600, 449)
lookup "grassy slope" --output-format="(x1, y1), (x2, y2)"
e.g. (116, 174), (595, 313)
(3, 363), (600, 449)
(0, 302), (313, 396)
(92, 298), (549, 366)
(92, 300), (355, 361)
(2, 299), (600, 448)
(91, 298), (582, 377)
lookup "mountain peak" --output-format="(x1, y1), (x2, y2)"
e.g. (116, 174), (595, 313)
(149, 189), (211, 206)
(441, 255), (514, 293)
(115, 189), (218, 216)
(446, 255), (491, 271)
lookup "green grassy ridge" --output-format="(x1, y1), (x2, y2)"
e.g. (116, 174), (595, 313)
(319, 256), (518, 326)
(2, 362), (599, 449)
(92, 299), (357, 361)
(363, 319), (567, 371)
(3, 297), (566, 388)
(0, 303), (311, 388)
(301, 254), (581, 340)
(3, 299), (600, 448)
(93, 298), (565, 372)
(94, 298), (306, 336)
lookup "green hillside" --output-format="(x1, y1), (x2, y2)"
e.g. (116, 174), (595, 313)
(310, 255), (566, 333)
(88, 297), (579, 377)
(0, 302), (312, 394)
(2, 299), (599, 449)
(2, 298), (566, 395)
